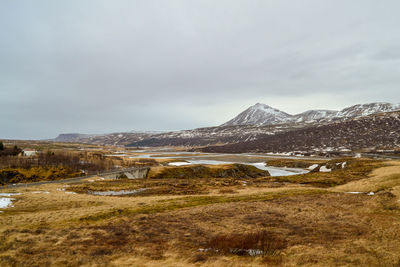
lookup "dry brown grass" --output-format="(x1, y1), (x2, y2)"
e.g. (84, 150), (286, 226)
(207, 229), (286, 256)
(68, 164), (281, 197)
(0, 158), (399, 266)
(334, 160), (400, 193)
(2, 189), (400, 266)
(261, 158), (387, 187)
(265, 158), (327, 168)
(150, 164), (270, 179)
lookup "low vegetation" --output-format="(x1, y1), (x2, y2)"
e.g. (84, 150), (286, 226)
(151, 164), (270, 179)
(206, 229), (287, 256)
(0, 151), (117, 185)
(0, 146), (159, 185)
(0, 142), (22, 157)
(0, 166), (82, 184)
(0, 142), (399, 266)
(265, 158), (326, 168)
(263, 158), (386, 187)
(1, 187), (399, 266)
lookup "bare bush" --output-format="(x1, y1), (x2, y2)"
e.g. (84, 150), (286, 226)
(206, 230), (286, 256)
(0, 151), (116, 174)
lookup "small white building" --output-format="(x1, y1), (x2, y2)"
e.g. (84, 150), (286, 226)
(22, 149), (37, 157)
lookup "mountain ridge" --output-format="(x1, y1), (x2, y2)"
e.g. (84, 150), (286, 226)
(202, 110), (400, 155)
(50, 102), (400, 150)
(221, 102), (400, 126)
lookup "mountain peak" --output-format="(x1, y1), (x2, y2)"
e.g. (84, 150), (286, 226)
(221, 102), (400, 126)
(251, 103), (276, 111)
(221, 103), (291, 126)
(253, 102), (270, 107)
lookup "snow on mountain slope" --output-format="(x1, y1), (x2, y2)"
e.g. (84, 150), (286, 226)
(128, 123), (308, 147)
(52, 102), (400, 147)
(203, 110), (400, 154)
(222, 102), (400, 126)
(292, 110), (337, 123)
(221, 103), (292, 126)
(333, 103), (400, 119)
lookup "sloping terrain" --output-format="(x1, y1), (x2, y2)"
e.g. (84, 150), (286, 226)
(53, 132), (155, 146)
(1, 158), (400, 266)
(292, 109), (337, 123)
(51, 102), (400, 148)
(221, 102), (400, 126)
(201, 111), (400, 154)
(221, 103), (293, 126)
(128, 123), (309, 147)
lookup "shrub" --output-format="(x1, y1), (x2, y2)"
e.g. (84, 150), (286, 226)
(0, 145), (22, 157)
(152, 164), (270, 179)
(206, 230), (286, 256)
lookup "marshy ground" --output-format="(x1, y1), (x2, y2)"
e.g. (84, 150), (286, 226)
(1, 153), (400, 266)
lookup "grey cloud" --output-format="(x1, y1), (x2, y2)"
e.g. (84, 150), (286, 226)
(372, 47), (400, 61)
(1, 0), (400, 139)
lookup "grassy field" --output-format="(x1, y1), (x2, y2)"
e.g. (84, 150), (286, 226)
(1, 156), (400, 266)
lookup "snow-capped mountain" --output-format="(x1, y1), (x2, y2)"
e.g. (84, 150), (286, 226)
(203, 110), (400, 154)
(221, 103), (292, 126)
(52, 102), (400, 149)
(334, 103), (400, 119)
(221, 102), (400, 126)
(292, 110), (337, 123)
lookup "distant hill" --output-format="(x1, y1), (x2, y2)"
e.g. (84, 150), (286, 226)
(53, 133), (96, 142)
(201, 111), (400, 154)
(51, 102), (400, 153)
(52, 132), (154, 146)
(221, 102), (400, 126)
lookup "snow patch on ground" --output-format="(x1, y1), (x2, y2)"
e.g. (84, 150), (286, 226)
(168, 162), (191, 166)
(89, 188), (146, 196)
(0, 198), (14, 209)
(308, 164), (319, 170)
(0, 193), (21, 196)
(250, 162), (269, 170)
(168, 160), (308, 177)
(319, 166), (331, 172)
(346, 191), (375, 195)
(187, 160), (233, 165)
(0, 193), (19, 210)
(248, 162), (309, 176)
(57, 188), (76, 194)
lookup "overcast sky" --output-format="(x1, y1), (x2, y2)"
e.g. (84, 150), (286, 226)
(1, 0), (400, 139)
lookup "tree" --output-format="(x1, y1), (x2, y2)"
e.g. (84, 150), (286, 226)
(0, 142), (4, 151)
